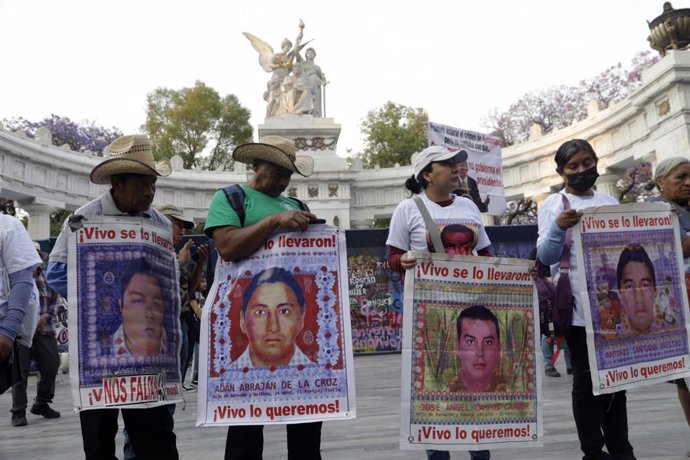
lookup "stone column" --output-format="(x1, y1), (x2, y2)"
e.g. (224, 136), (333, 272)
(23, 203), (57, 241)
(481, 214), (496, 227)
(595, 174), (620, 199)
(531, 193), (552, 210)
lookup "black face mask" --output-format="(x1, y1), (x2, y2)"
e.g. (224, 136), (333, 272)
(565, 166), (599, 192)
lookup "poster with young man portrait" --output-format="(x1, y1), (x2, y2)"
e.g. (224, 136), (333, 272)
(197, 226), (356, 426)
(67, 217), (183, 409)
(574, 202), (690, 394)
(400, 253), (541, 451)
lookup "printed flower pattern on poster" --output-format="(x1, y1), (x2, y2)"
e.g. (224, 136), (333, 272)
(212, 277), (234, 374)
(316, 268), (340, 366)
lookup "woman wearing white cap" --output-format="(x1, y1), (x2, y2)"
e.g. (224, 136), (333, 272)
(386, 145), (491, 460)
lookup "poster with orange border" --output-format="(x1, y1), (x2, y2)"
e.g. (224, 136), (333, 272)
(400, 253), (541, 451)
(197, 225), (356, 426)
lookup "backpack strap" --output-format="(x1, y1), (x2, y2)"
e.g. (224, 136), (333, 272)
(222, 185), (309, 228)
(560, 193), (572, 270)
(222, 184), (246, 227)
(289, 197), (310, 212)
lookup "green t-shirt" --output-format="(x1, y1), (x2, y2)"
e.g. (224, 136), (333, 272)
(204, 185), (302, 236)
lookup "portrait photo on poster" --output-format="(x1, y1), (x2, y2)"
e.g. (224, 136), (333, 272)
(209, 265), (344, 376)
(581, 228), (690, 375)
(77, 246), (180, 385)
(233, 267), (317, 369)
(589, 241), (684, 339)
(418, 303), (534, 396)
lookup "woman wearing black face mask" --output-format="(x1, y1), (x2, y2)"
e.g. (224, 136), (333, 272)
(537, 139), (635, 460)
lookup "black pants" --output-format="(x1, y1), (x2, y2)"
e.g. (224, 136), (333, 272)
(80, 405), (178, 460)
(567, 326), (635, 460)
(11, 334), (59, 413)
(224, 422), (322, 460)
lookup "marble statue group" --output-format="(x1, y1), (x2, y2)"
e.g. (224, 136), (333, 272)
(244, 20), (327, 118)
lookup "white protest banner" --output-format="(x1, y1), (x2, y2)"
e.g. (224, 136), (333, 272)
(573, 202), (690, 394)
(427, 121), (505, 216)
(67, 217), (183, 409)
(400, 253), (541, 451)
(197, 225), (356, 426)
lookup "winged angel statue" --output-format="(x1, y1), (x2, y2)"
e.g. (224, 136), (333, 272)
(244, 20), (326, 118)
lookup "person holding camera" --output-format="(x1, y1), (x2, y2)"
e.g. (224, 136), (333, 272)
(157, 204), (208, 387)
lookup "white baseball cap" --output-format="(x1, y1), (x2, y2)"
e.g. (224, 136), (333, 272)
(413, 145), (462, 177)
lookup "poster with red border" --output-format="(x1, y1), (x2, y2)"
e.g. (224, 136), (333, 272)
(197, 225), (356, 426)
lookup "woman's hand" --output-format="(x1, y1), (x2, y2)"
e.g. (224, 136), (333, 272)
(400, 252), (417, 270)
(556, 209), (583, 230)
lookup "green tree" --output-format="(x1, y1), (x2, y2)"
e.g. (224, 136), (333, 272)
(50, 209), (71, 236)
(358, 102), (428, 168)
(143, 81), (253, 170)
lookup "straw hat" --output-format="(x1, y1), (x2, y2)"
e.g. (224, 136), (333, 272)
(233, 135), (313, 177)
(90, 134), (172, 184)
(156, 204), (195, 229)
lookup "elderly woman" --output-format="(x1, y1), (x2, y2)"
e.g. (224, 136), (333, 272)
(653, 157), (690, 255)
(652, 156), (690, 456)
(536, 139), (635, 460)
(386, 145), (491, 460)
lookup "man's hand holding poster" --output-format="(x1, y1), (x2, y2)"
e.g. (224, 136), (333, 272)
(400, 254), (541, 451)
(574, 202), (690, 393)
(197, 226), (356, 426)
(67, 217), (183, 410)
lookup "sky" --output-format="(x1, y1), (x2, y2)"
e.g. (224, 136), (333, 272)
(0, 0), (671, 158)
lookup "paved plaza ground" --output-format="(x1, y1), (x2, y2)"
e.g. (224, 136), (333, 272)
(1, 352), (689, 460)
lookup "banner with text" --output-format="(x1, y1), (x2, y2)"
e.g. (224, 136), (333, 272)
(574, 202), (690, 394)
(197, 225), (356, 426)
(400, 253), (541, 451)
(428, 121), (505, 216)
(67, 217), (183, 410)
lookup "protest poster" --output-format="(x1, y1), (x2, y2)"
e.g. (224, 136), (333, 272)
(400, 253), (541, 451)
(67, 217), (183, 410)
(427, 121), (505, 216)
(346, 229), (403, 354)
(573, 202), (690, 394)
(197, 225), (356, 426)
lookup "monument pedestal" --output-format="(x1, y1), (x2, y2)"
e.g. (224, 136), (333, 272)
(259, 116), (346, 171)
(259, 116), (354, 229)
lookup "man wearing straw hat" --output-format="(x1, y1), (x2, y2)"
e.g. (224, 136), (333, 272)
(156, 203), (209, 388)
(46, 134), (179, 459)
(204, 135), (323, 460)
